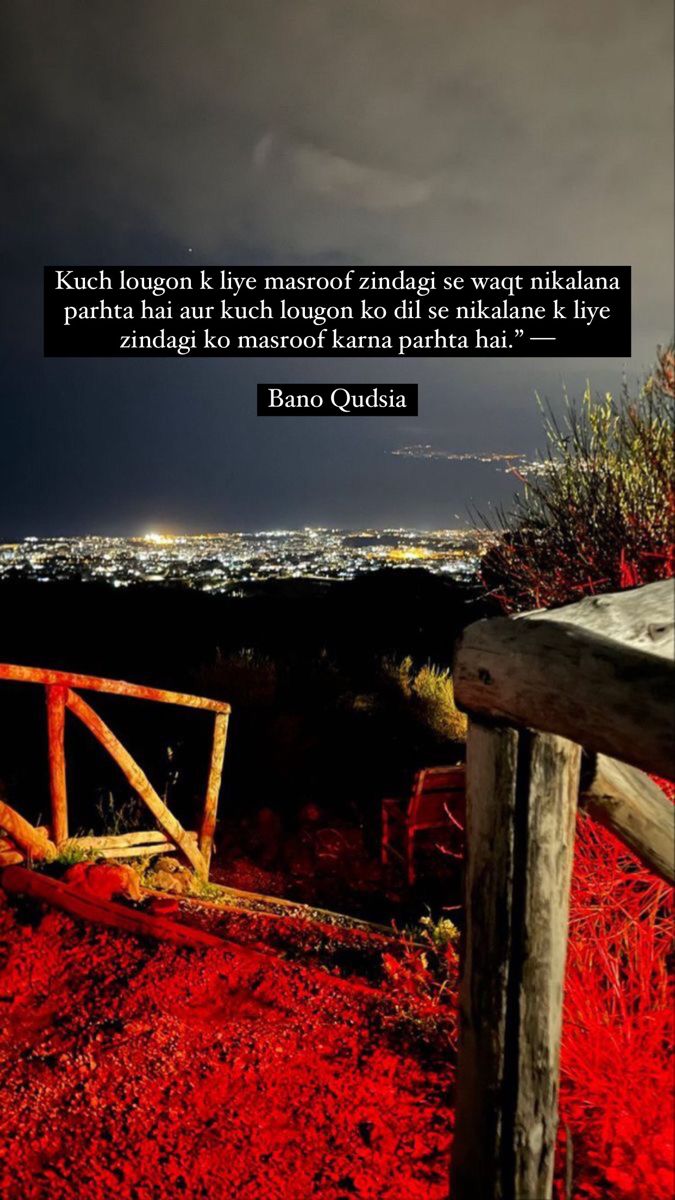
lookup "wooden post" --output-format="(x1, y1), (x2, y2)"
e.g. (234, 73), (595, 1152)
(451, 720), (581, 1200)
(46, 684), (68, 844)
(199, 711), (229, 874)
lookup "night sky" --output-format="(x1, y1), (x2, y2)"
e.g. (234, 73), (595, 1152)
(1, 1), (672, 538)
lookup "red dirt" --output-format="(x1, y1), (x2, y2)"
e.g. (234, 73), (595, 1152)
(0, 894), (452, 1200)
(0, 803), (672, 1200)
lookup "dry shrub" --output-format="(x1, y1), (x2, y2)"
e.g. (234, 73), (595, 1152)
(382, 656), (467, 743)
(558, 808), (674, 1199)
(482, 345), (675, 611)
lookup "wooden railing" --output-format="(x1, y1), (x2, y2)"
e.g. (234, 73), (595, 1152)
(449, 579), (675, 1200)
(0, 664), (231, 879)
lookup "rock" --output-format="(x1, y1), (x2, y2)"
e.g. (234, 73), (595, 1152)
(153, 856), (181, 873)
(147, 865), (192, 895)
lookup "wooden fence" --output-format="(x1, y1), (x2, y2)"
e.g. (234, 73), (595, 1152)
(0, 664), (231, 879)
(450, 579), (675, 1200)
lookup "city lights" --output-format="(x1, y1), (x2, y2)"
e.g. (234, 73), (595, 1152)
(0, 528), (492, 594)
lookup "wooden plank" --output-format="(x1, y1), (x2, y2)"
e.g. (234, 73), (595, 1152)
(580, 753), (675, 883)
(70, 843), (174, 861)
(452, 721), (581, 1200)
(0, 662), (230, 714)
(46, 684), (68, 843)
(71, 830), (193, 849)
(65, 834), (177, 860)
(65, 689), (207, 877)
(0, 797), (56, 861)
(454, 580), (675, 780)
(199, 711), (229, 872)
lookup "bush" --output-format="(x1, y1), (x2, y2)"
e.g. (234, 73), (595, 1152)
(381, 656), (467, 742)
(481, 345), (675, 611)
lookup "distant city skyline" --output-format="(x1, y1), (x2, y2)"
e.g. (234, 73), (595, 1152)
(0, 527), (492, 593)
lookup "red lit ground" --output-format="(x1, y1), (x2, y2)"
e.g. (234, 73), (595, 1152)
(0, 809), (673, 1200)
(0, 893), (454, 1200)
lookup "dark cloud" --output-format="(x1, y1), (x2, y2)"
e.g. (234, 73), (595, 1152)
(0, 1), (672, 534)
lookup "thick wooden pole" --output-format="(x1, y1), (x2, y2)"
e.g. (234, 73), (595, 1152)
(510, 730), (581, 1198)
(46, 684), (68, 844)
(452, 720), (581, 1200)
(452, 720), (519, 1200)
(199, 711), (229, 874)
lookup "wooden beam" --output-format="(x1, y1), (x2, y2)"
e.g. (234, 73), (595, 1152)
(0, 662), (230, 714)
(65, 689), (207, 878)
(452, 721), (581, 1200)
(454, 580), (675, 780)
(0, 796), (56, 860)
(199, 711), (229, 872)
(1, 865), (226, 950)
(65, 840), (175, 861)
(580, 753), (675, 884)
(46, 684), (68, 843)
(70, 830), (195, 849)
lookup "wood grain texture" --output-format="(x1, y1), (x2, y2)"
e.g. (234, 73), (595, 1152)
(451, 720), (519, 1199)
(70, 830), (196, 849)
(581, 753), (675, 883)
(199, 711), (229, 871)
(46, 685), (68, 843)
(510, 731), (581, 1200)
(451, 722), (581, 1200)
(66, 842), (175, 861)
(454, 581), (674, 779)
(0, 662), (230, 713)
